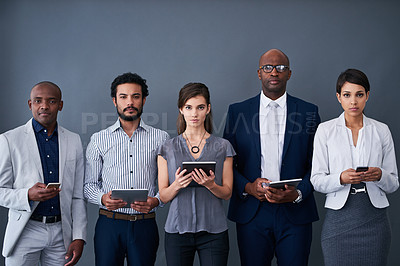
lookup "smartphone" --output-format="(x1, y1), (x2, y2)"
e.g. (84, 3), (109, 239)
(45, 182), (61, 189)
(356, 167), (368, 172)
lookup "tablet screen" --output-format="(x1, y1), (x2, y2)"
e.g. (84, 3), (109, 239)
(111, 189), (148, 207)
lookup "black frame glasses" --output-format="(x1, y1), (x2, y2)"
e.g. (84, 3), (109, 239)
(259, 65), (289, 73)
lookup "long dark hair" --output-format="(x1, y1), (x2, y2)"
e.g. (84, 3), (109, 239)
(177, 82), (213, 135)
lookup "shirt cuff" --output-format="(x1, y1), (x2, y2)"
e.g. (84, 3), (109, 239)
(97, 192), (105, 206)
(155, 193), (164, 208)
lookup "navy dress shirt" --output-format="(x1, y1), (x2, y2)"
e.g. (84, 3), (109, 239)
(32, 119), (61, 216)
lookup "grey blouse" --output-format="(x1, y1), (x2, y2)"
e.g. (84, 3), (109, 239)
(157, 134), (235, 234)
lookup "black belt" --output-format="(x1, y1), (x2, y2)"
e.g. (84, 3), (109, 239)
(30, 214), (62, 223)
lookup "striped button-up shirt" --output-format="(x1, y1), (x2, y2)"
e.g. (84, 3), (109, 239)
(84, 119), (169, 214)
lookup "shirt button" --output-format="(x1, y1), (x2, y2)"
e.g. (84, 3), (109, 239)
(130, 155), (132, 157)
(47, 155), (50, 158)
(130, 140), (132, 142)
(46, 139), (49, 142)
(44, 130), (47, 133)
(130, 171), (133, 173)
(49, 171), (53, 174)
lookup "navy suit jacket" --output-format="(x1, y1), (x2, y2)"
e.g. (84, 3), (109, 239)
(223, 93), (320, 225)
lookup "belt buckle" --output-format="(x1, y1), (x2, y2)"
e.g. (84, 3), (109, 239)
(129, 215), (138, 222)
(42, 216), (47, 223)
(350, 187), (366, 195)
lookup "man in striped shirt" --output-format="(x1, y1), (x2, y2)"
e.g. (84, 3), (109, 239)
(84, 72), (169, 266)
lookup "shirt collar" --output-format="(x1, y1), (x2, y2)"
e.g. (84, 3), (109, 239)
(260, 91), (287, 109)
(337, 111), (370, 128)
(32, 118), (58, 134)
(110, 118), (150, 133)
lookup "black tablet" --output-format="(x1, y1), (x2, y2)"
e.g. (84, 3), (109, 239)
(111, 189), (148, 207)
(262, 178), (302, 190)
(182, 161), (216, 187)
(182, 161), (216, 174)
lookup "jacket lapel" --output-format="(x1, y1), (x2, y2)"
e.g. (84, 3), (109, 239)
(335, 113), (353, 169)
(249, 94), (261, 161)
(25, 119), (44, 183)
(58, 126), (67, 184)
(282, 94), (297, 160)
(362, 115), (372, 165)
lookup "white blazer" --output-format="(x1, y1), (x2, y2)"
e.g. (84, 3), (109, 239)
(0, 119), (87, 257)
(311, 113), (399, 210)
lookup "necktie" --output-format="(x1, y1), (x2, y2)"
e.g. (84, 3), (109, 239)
(265, 101), (280, 181)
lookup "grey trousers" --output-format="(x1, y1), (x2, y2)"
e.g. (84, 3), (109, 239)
(5, 219), (67, 266)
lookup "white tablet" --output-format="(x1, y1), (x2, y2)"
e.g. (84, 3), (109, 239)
(111, 189), (148, 207)
(262, 178), (302, 190)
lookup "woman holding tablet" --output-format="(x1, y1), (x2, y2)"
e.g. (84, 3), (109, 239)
(310, 69), (399, 266)
(157, 82), (234, 266)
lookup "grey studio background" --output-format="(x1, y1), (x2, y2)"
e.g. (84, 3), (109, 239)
(1, 0), (400, 265)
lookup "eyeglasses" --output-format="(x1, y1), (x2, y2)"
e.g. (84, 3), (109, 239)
(259, 65), (289, 73)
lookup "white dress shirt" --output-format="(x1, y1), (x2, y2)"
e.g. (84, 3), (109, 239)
(259, 92), (287, 181)
(346, 127), (366, 169)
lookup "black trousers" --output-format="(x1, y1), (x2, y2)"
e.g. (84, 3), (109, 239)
(165, 230), (229, 266)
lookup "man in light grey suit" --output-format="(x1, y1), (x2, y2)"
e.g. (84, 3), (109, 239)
(0, 82), (87, 265)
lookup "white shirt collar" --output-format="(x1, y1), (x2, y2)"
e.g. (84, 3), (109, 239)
(260, 91), (287, 109)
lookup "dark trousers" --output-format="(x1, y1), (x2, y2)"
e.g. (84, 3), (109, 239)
(236, 203), (312, 266)
(165, 230), (229, 266)
(94, 214), (159, 266)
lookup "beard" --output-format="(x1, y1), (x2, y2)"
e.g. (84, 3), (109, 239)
(117, 106), (143, 121)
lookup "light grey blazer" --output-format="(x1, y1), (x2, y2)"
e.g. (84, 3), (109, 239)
(0, 119), (87, 257)
(311, 113), (399, 210)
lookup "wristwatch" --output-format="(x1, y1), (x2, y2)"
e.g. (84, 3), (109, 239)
(293, 189), (303, 203)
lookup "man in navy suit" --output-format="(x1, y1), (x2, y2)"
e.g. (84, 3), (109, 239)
(223, 49), (320, 266)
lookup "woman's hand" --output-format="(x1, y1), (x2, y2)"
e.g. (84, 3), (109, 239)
(340, 168), (364, 184)
(362, 167), (382, 182)
(172, 167), (193, 189)
(192, 168), (216, 189)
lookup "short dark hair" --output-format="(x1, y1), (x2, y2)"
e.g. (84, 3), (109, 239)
(32, 81), (62, 99)
(177, 82), (213, 135)
(336, 69), (370, 94)
(110, 72), (149, 98)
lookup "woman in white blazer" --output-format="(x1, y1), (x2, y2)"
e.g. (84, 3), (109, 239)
(311, 69), (399, 266)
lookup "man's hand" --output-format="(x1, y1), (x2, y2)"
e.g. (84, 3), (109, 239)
(264, 185), (298, 203)
(28, 182), (60, 202)
(101, 191), (126, 211)
(244, 178), (269, 201)
(131, 197), (159, 214)
(64, 239), (84, 266)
